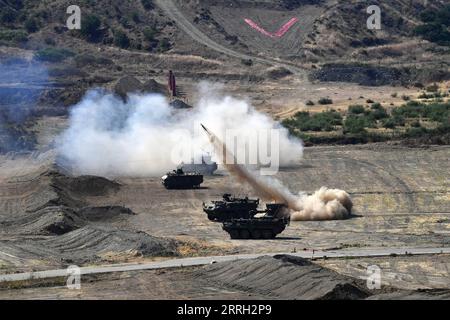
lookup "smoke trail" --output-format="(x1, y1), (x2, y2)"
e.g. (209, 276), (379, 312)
(0, 58), (48, 153)
(202, 125), (353, 221)
(202, 124), (291, 204)
(57, 83), (303, 176)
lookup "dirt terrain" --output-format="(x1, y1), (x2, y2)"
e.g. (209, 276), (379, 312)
(0, 0), (449, 299)
(2, 254), (450, 300)
(0, 143), (448, 274)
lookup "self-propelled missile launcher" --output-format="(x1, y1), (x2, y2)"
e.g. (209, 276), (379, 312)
(203, 195), (289, 239)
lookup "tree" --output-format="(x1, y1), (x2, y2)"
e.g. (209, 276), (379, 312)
(25, 18), (38, 33)
(80, 14), (102, 41)
(141, 0), (154, 10)
(114, 30), (130, 49)
(344, 116), (367, 134)
(0, 7), (17, 24)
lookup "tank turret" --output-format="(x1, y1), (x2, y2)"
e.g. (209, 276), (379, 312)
(203, 194), (259, 222)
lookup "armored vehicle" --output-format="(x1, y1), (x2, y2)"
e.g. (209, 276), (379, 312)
(203, 194), (259, 222)
(161, 168), (203, 189)
(222, 203), (289, 239)
(204, 194), (289, 239)
(178, 155), (218, 176)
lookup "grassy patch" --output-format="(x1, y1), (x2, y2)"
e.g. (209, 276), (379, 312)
(0, 29), (27, 43)
(34, 48), (75, 62)
(282, 100), (450, 145)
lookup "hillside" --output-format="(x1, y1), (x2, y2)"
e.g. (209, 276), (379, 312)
(0, 0), (449, 153)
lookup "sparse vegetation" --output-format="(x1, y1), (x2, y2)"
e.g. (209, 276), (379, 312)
(282, 99), (449, 145)
(348, 105), (365, 115)
(24, 18), (38, 33)
(80, 14), (102, 41)
(141, 0), (155, 10)
(158, 38), (171, 52)
(143, 26), (158, 42)
(318, 97), (333, 105)
(34, 48), (75, 62)
(114, 29), (130, 49)
(426, 84), (439, 92)
(282, 110), (342, 133)
(0, 29), (27, 43)
(343, 116), (367, 134)
(415, 5), (450, 46)
(0, 7), (18, 24)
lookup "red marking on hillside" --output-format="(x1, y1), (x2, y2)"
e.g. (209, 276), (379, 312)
(244, 17), (299, 38)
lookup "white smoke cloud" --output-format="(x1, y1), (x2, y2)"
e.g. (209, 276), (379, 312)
(57, 83), (303, 177)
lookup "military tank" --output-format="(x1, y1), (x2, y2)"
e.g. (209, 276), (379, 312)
(204, 194), (289, 239)
(161, 168), (203, 189)
(203, 194), (260, 222)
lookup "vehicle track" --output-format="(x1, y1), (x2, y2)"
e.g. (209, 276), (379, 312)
(154, 0), (305, 77)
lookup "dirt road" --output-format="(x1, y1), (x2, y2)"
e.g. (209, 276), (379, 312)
(2, 246), (450, 283)
(154, 0), (305, 76)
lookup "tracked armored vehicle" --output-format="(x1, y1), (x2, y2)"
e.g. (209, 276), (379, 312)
(203, 194), (259, 222)
(161, 168), (203, 189)
(204, 195), (289, 239)
(222, 203), (289, 239)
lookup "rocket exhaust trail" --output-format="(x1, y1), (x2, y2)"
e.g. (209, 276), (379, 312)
(201, 124), (291, 205)
(201, 124), (353, 221)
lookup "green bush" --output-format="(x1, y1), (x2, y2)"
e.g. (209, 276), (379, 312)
(344, 116), (367, 134)
(411, 121), (421, 128)
(415, 5), (450, 46)
(34, 48), (75, 62)
(131, 12), (140, 23)
(405, 126), (428, 138)
(381, 115), (404, 128)
(25, 18), (38, 33)
(392, 101), (449, 124)
(114, 29), (130, 48)
(318, 97), (333, 105)
(120, 17), (131, 29)
(426, 84), (439, 92)
(305, 100), (314, 106)
(158, 38), (171, 52)
(143, 27), (158, 42)
(369, 104), (388, 120)
(141, 0), (154, 10)
(382, 118), (397, 129)
(80, 14), (102, 41)
(0, 29), (27, 43)
(348, 105), (365, 114)
(0, 7), (18, 24)
(283, 110), (342, 132)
